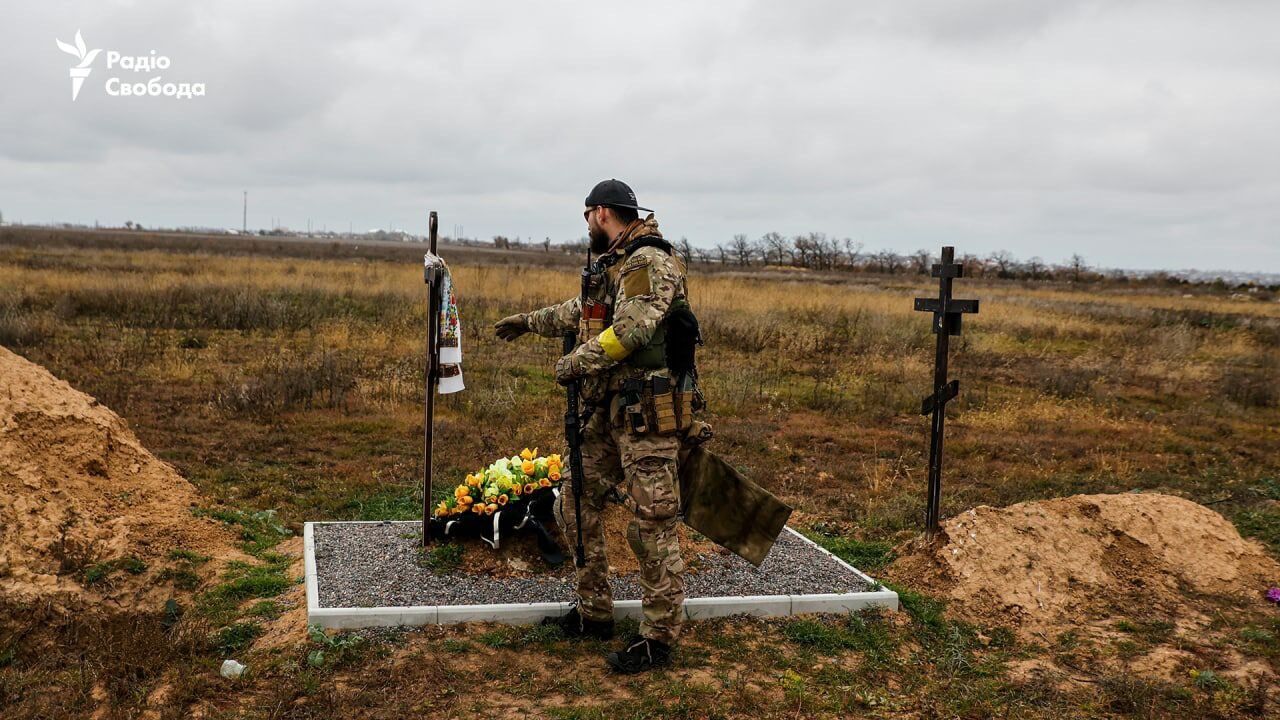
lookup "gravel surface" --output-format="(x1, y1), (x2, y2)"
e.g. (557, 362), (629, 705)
(313, 522), (874, 609)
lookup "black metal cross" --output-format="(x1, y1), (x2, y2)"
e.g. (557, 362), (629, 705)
(913, 246), (979, 537)
(422, 211), (441, 547)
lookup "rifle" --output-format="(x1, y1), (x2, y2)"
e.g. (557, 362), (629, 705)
(562, 253), (593, 568)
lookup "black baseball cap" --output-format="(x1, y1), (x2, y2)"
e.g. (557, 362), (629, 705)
(584, 179), (652, 213)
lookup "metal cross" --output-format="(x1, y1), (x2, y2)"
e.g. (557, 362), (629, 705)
(422, 211), (441, 547)
(913, 246), (979, 537)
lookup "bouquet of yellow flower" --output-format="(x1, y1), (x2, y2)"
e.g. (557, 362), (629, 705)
(426, 447), (566, 564)
(434, 447), (563, 519)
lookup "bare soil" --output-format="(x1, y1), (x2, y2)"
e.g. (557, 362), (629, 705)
(0, 347), (243, 612)
(888, 492), (1280, 641)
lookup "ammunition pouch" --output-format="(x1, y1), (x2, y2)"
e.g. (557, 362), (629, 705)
(578, 256), (618, 343)
(649, 374), (679, 435)
(608, 240), (706, 434)
(621, 378), (649, 434)
(580, 299), (609, 342)
(618, 372), (698, 437)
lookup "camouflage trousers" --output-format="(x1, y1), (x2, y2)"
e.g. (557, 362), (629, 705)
(554, 394), (685, 644)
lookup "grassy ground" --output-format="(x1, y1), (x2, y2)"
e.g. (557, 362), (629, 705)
(1, 229), (1278, 718)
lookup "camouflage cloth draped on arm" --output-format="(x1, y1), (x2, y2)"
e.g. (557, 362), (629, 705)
(557, 246), (682, 381)
(525, 297), (581, 338)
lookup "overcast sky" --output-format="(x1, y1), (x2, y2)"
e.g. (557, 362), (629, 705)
(4, 0), (1278, 271)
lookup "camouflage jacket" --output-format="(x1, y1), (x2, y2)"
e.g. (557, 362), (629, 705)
(525, 214), (688, 403)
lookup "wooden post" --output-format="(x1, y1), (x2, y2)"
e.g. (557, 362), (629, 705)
(422, 211), (440, 547)
(913, 246), (979, 537)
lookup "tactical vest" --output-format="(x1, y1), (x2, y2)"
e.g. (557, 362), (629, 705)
(578, 236), (699, 376)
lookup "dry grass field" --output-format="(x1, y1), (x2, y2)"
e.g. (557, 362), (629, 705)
(1, 227), (1278, 719)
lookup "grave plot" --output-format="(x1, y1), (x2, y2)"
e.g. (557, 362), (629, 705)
(305, 520), (898, 629)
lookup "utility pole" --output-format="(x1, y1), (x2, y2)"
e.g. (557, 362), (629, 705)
(242, 191), (247, 233)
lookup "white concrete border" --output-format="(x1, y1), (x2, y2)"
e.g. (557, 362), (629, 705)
(304, 522), (898, 630)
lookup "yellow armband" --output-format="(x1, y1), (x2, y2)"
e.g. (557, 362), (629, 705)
(598, 326), (630, 361)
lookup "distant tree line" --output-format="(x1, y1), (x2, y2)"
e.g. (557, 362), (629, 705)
(680, 231), (1110, 282)
(482, 230), (1276, 291)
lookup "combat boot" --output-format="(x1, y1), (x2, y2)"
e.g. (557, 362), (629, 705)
(605, 636), (671, 674)
(541, 604), (614, 640)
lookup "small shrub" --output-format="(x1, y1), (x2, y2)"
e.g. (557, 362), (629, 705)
(1191, 668), (1225, 692)
(168, 549), (211, 564)
(214, 350), (358, 416)
(194, 507), (291, 554)
(1220, 357), (1279, 408)
(159, 548), (210, 590)
(307, 625), (365, 669)
(248, 601), (282, 619)
(158, 567), (201, 591)
(1239, 627), (1273, 643)
(0, 309), (49, 347)
(177, 333), (207, 349)
(1115, 618), (1175, 644)
(83, 563), (113, 585)
(812, 534), (895, 572)
(520, 623), (564, 646)
(53, 524), (103, 576)
(1027, 361), (1098, 399)
(346, 489), (421, 521)
(893, 586), (946, 634)
(477, 628), (517, 648)
(216, 561), (292, 600)
(1233, 510), (1280, 553)
(1100, 674), (1189, 715)
(1257, 478), (1280, 501)
(196, 556), (292, 624)
(782, 618), (845, 652)
(780, 610), (896, 662)
(418, 543), (464, 572)
(215, 622), (264, 654)
(82, 556), (147, 585)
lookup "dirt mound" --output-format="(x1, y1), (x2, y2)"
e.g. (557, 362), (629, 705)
(0, 346), (241, 611)
(889, 493), (1280, 639)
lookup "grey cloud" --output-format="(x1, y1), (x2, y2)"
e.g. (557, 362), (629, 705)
(1, 0), (1278, 271)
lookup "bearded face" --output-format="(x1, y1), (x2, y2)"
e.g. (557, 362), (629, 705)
(586, 208), (611, 253)
(588, 223), (611, 254)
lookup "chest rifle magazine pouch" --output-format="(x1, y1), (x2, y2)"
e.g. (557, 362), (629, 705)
(677, 445), (792, 567)
(578, 262), (613, 342)
(580, 299), (610, 341)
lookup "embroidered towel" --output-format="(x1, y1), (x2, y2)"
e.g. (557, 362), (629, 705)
(425, 253), (464, 394)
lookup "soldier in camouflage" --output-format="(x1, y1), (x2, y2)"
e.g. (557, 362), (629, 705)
(494, 179), (689, 673)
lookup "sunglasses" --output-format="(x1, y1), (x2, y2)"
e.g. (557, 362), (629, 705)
(584, 206), (598, 221)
